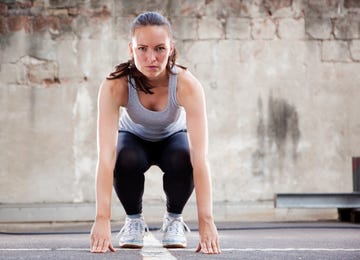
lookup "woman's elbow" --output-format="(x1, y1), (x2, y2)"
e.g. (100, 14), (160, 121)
(97, 151), (117, 172)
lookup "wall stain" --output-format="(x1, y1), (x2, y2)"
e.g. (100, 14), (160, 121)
(251, 97), (266, 176)
(251, 95), (300, 177)
(267, 95), (300, 160)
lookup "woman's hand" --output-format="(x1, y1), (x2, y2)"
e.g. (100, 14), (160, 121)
(90, 217), (116, 253)
(195, 220), (221, 254)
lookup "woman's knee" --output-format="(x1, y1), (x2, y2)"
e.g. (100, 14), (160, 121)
(160, 147), (193, 175)
(114, 146), (149, 175)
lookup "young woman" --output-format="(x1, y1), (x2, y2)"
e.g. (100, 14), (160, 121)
(90, 11), (221, 254)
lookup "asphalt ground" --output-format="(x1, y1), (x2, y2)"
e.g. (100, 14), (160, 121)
(1, 221), (360, 260)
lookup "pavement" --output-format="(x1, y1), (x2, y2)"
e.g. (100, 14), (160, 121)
(1, 220), (360, 259)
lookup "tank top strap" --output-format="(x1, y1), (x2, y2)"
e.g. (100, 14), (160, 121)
(169, 66), (179, 107)
(127, 76), (136, 100)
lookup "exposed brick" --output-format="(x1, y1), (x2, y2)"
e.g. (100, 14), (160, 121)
(334, 16), (360, 39)
(292, 0), (306, 17)
(221, 0), (246, 17)
(7, 15), (31, 33)
(246, 0), (293, 18)
(72, 15), (90, 37)
(322, 40), (351, 62)
(169, 0), (205, 17)
(30, 6), (44, 16)
(239, 0), (263, 18)
(49, 0), (76, 8)
(33, 0), (45, 7)
(0, 3), (8, 15)
(344, 0), (360, 8)
(0, 17), (6, 34)
(58, 16), (73, 33)
(68, 7), (80, 16)
(48, 17), (60, 36)
(17, 1), (33, 9)
(251, 18), (277, 40)
(43, 77), (60, 85)
(263, 0), (292, 16)
(77, 5), (94, 17)
(17, 55), (59, 85)
(202, 0), (243, 18)
(33, 16), (59, 33)
(7, 7), (32, 16)
(305, 17), (332, 40)
(350, 40), (360, 61)
(307, 0), (343, 18)
(115, 0), (168, 17)
(278, 18), (305, 39)
(92, 5), (111, 18)
(47, 8), (68, 16)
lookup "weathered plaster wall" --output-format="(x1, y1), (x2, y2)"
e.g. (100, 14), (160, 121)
(0, 0), (359, 206)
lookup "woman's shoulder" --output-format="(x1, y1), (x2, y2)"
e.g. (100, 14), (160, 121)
(176, 66), (202, 94)
(176, 66), (203, 106)
(100, 76), (128, 107)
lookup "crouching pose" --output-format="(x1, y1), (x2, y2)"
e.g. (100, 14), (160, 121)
(90, 11), (221, 254)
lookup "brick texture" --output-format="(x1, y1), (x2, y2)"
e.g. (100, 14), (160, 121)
(7, 16), (31, 33)
(226, 18), (251, 40)
(334, 16), (360, 40)
(0, 3), (8, 15)
(0, 17), (5, 34)
(344, 0), (360, 8)
(350, 40), (360, 61)
(32, 16), (59, 32)
(251, 18), (277, 40)
(1, 0), (360, 208)
(305, 17), (332, 40)
(278, 18), (305, 39)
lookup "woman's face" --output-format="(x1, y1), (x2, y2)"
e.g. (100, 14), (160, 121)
(129, 25), (173, 80)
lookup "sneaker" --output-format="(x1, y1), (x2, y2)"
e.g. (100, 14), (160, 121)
(161, 214), (190, 248)
(117, 215), (148, 248)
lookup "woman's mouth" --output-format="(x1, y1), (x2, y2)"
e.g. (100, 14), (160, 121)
(146, 66), (158, 70)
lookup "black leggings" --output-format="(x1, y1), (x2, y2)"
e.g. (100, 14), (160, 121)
(113, 130), (194, 215)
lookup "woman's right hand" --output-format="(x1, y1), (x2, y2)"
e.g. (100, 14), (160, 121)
(90, 217), (116, 253)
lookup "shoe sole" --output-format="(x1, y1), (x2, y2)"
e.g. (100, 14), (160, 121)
(119, 243), (143, 249)
(163, 243), (186, 248)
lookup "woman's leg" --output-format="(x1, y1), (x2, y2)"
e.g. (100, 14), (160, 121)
(158, 131), (194, 214)
(113, 131), (151, 215)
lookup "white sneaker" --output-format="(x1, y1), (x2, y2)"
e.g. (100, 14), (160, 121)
(161, 214), (190, 248)
(117, 216), (148, 248)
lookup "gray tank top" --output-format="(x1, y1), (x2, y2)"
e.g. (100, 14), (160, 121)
(118, 67), (186, 141)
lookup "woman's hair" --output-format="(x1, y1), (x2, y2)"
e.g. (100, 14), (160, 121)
(107, 12), (183, 94)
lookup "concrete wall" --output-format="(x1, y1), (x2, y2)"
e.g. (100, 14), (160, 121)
(0, 0), (360, 209)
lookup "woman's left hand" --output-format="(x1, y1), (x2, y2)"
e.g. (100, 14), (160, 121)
(195, 220), (221, 254)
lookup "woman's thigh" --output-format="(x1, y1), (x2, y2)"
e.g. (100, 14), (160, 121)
(114, 131), (152, 175)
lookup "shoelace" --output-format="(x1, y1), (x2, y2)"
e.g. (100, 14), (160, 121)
(161, 218), (191, 235)
(116, 218), (149, 238)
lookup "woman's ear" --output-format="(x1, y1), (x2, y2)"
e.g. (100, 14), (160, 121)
(128, 42), (133, 57)
(170, 41), (175, 56)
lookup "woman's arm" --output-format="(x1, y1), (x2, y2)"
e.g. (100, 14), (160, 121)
(90, 78), (126, 253)
(177, 70), (221, 254)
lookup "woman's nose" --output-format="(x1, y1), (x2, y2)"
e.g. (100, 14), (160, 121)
(148, 50), (156, 61)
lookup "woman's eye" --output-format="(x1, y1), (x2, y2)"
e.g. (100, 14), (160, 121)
(156, 47), (166, 52)
(138, 47), (146, 51)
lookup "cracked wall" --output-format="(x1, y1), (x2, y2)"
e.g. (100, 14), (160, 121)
(0, 0), (360, 205)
